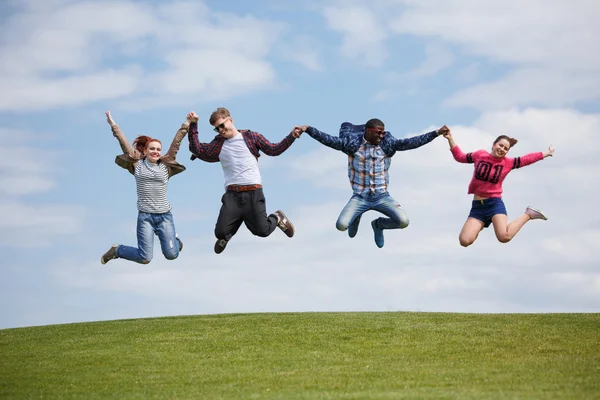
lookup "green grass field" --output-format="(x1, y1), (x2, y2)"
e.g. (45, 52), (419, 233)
(1, 312), (599, 399)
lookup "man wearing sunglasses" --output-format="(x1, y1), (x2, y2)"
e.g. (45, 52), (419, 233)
(296, 120), (449, 248)
(187, 108), (302, 254)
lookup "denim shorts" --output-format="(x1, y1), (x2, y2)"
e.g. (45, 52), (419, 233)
(468, 198), (507, 228)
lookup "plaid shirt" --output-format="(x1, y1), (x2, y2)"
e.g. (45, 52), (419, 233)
(349, 139), (392, 196)
(306, 126), (439, 196)
(188, 122), (296, 162)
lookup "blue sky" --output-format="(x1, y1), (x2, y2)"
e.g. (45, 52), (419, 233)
(1, 0), (599, 329)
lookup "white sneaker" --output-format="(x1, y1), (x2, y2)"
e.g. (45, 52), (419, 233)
(525, 206), (548, 221)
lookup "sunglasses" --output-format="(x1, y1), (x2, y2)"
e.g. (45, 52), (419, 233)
(213, 118), (230, 133)
(367, 128), (386, 136)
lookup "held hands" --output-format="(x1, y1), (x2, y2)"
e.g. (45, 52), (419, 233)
(439, 126), (455, 149)
(438, 125), (450, 137)
(105, 110), (116, 127)
(186, 111), (199, 123)
(291, 125), (309, 139)
(543, 145), (555, 158)
(291, 126), (305, 139)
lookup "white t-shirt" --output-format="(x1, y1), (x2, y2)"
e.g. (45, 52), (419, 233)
(219, 132), (262, 189)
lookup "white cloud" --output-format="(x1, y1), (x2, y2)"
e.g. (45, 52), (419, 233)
(0, 126), (85, 246)
(373, 43), (455, 101)
(0, 0), (302, 111)
(0, 201), (85, 247)
(278, 36), (324, 72)
(0, 128), (63, 196)
(323, 6), (388, 66)
(387, 0), (600, 108)
(445, 68), (600, 110)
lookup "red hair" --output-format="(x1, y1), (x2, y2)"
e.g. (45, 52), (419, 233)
(132, 136), (162, 154)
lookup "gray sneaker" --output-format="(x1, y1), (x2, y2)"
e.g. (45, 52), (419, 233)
(525, 206), (548, 221)
(273, 210), (294, 238)
(101, 245), (118, 265)
(214, 239), (229, 254)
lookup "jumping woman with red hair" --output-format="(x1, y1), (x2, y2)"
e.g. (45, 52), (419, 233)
(443, 130), (555, 247)
(101, 111), (191, 264)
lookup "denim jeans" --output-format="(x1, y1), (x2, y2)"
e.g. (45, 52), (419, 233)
(336, 192), (409, 232)
(117, 211), (180, 264)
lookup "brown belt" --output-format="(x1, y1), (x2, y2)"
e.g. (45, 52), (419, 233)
(227, 184), (262, 192)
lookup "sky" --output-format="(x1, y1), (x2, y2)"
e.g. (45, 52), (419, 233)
(1, 0), (599, 329)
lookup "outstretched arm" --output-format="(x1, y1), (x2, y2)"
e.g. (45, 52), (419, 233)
(106, 110), (142, 159)
(443, 130), (474, 163)
(162, 114), (192, 163)
(253, 127), (300, 156)
(511, 145), (553, 169)
(187, 112), (221, 163)
(297, 125), (349, 152)
(389, 125), (447, 151)
(442, 128), (457, 149)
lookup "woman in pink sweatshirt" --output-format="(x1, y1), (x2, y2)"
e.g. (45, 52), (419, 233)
(443, 130), (554, 247)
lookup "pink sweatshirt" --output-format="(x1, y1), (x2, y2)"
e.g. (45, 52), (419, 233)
(451, 146), (544, 198)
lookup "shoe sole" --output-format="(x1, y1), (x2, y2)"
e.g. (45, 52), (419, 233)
(214, 240), (228, 254)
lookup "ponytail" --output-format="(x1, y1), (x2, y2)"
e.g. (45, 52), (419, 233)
(133, 136), (152, 153)
(132, 136), (162, 154)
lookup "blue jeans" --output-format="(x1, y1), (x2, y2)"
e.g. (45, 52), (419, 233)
(117, 211), (180, 264)
(336, 192), (409, 232)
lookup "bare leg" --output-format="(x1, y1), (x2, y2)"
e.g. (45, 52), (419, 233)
(458, 217), (485, 247)
(491, 213), (530, 243)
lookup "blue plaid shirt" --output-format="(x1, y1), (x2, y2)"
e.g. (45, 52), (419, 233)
(349, 139), (391, 196)
(306, 125), (439, 196)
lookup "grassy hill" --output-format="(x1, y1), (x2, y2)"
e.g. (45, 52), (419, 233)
(1, 312), (599, 399)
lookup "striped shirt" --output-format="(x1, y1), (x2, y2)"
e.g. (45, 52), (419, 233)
(349, 139), (391, 196)
(134, 159), (171, 213)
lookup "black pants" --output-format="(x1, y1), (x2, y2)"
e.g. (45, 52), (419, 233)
(215, 188), (278, 241)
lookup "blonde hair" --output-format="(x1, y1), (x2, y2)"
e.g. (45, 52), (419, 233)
(209, 107), (231, 125)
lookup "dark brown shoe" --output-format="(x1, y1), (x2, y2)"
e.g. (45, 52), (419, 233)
(214, 239), (228, 254)
(101, 245), (118, 265)
(273, 210), (294, 238)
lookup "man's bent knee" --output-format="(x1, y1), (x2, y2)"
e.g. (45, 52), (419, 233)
(336, 221), (349, 231)
(164, 251), (179, 260)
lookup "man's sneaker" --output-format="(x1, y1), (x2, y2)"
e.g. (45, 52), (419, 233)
(273, 210), (294, 238)
(348, 216), (361, 238)
(371, 219), (384, 248)
(101, 245), (118, 265)
(525, 206), (548, 221)
(176, 234), (183, 252)
(214, 239), (229, 254)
